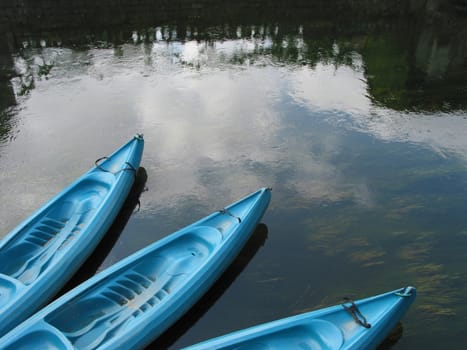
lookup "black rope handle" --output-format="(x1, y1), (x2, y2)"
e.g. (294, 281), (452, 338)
(95, 157), (137, 178)
(122, 161), (137, 174)
(342, 298), (371, 329)
(95, 157), (110, 172)
(219, 208), (242, 223)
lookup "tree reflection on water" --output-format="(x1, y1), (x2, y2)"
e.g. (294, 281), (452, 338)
(0, 0), (466, 118)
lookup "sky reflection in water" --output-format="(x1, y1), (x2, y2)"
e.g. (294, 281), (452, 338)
(0, 24), (466, 349)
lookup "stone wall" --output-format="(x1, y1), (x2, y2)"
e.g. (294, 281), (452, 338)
(0, 0), (418, 32)
(1, 0), (465, 35)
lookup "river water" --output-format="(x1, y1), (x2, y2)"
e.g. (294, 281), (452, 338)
(0, 2), (466, 349)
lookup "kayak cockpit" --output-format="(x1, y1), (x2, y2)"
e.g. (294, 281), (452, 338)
(0, 173), (114, 286)
(0, 274), (22, 311)
(43, 226), (223, 350)
(2, 321), (73, 350)
(224, 320), (344, 350)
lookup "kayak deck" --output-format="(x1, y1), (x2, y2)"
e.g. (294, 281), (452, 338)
(46, 227), (222, 350)
(0, 174), (112, 286)
(182, 286), (416, 350)
(217, 320), (344, 349)
(0, 188), (271, 350)
(0, 135), (144, 337)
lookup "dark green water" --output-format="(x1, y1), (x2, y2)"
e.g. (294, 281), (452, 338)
(1, 1), (467, 349)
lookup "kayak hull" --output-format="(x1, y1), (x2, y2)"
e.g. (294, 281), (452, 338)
(0, 135), (144, 337)
(182, 286), (416, 350)
(0, 188), (271, 350)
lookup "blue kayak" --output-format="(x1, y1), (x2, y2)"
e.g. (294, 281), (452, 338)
(0, 135), (144, 337)
(0, 187), (272, 350)
(183, 286), (416, 350)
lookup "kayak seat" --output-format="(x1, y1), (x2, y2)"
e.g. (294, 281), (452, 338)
(0, 175), (111, 285)
(0, 275), (21, 310)
(163, 227), (223, 261)
(45, 227), (223, 350)
(303, 319), (344, 350)
(2, 329), (70, 350)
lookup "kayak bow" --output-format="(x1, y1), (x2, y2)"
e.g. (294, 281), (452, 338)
(0, 135), (144, 336)
(183, 286), (416, 350)
(0, 187), (271, 350)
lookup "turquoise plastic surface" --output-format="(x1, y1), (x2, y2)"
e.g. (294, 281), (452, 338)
(0, 135), (144, 337)
(0, 187), (271, 350)
(183, 286), (416, 350)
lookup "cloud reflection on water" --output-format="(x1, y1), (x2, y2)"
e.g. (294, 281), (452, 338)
(135, 64), (347, 210)
(287, 61), (467, 160)
(1, 35), (466, 235)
